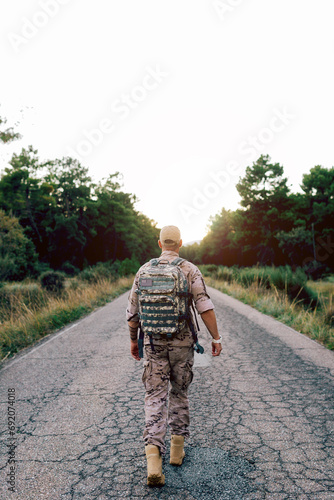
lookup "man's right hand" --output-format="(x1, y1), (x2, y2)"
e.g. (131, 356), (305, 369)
(212, 342), (222, 357)
(131, 340), (141, 361)
(200, 309), (222, 357)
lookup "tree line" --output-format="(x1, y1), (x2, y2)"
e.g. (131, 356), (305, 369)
(181, 155), (334, 278)
(1, 112), (333, 281)
(0, 115), (159, 280)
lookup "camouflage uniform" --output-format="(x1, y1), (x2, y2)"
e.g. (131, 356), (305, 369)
(126, 250), (214, 455)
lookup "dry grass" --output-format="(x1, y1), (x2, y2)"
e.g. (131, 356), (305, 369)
(308, 280), (334, 301)
(206, 276), (334, 350)
(0, 277), (133, 362)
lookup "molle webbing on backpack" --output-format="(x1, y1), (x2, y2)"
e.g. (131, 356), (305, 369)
(136, 258), (204, 354)
(136, 258), (188, 337)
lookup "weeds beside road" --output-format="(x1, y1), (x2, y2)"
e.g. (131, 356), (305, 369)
(0, 276), (133, 362)
(1, 263), (333, 364)
(201, 265), (334, 351)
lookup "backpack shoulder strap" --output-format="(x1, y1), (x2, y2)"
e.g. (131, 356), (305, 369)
(149, 258), (159, 266)
(171, 257), (185, 266)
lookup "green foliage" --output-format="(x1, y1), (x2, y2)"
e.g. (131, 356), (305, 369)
(60, 261), (80, 276)
(78, 258), (139, 282)
(0, 255), (17, 282)
(235, 267), (266, 288)
(119, 257), (140, 276)
(40, 271), (65, 294)
(0, 210), (38, 280)
(0, 114), (160, 279)
(194, 156), (333, 275)
(199, 264), (219, 277)
(200, 209), (240, 266)
(235, 155), (292, 265)
(180, 242), (201, 264)
(0, 146), (159, 279)
(276, 227), (313, 267)
(78, 261), (118, 283)
(236, 154), (290, 209)
(203, 264), (317, 308)
(302, 260), (331, 281)
(1, 113), (332, 280)
(301, 165), (334, 208)
(0, 114), (21, 143)
(200, 265), (237, 282)
(34, 262), (52, 277)
(77, 267), (101, 283)
(217, 266), (235, 283)
(208, 277), (333, 350)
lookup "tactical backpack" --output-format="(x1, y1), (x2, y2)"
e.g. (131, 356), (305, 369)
(136, 257), (204, 357)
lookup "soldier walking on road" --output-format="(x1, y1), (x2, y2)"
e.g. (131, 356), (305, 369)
(126, 225), (222, 487)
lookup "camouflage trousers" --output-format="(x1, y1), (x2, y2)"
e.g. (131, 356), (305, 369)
(142, 343), (194, 455)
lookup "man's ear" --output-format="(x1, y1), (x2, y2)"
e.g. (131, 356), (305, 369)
(179, 239), (183, 249)
(158, 240), (162, 248)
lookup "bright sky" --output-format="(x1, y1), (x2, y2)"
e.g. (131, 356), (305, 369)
(1, 0), (333, 244)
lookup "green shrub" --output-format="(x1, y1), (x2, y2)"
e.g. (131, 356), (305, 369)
(78, 261), (117, 283)
(235, 266), (317, 307)
(287, 283), (318, 308)
(109, 260), (121, 275)
(210, 264), (318, 308)
(267, 266), (317, 307)
(78, 258), (139, 282)
(31, 262), (52, 279)
(236, 267), (262, 288)
(60, 261), (80, 276)
(40, 271), (65, 294)
(199, 264), (219, 278)
(233, 266), (308, 294)
(119, 258), (140, 276)
(78, 267), (97, 282)
(68, 278), (80, 290)
(0, 210), (39, 281)
(205, 264), (218, 273)
(303, 261), (331, 280)
(277, 267), (306, 290)
(0, 255), (18, 281)
(217, 266), (235, 283)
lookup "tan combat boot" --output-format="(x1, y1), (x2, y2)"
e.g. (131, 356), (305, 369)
(145, 445), (165, 487)
(170, 435), (185, 465)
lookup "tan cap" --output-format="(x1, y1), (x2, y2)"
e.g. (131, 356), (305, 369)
(159, 225), (181, 246)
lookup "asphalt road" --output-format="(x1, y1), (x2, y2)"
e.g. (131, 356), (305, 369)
(0, 287), (333, 499)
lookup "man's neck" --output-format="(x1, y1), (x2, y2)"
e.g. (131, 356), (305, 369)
(161, 249), (179, 255)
